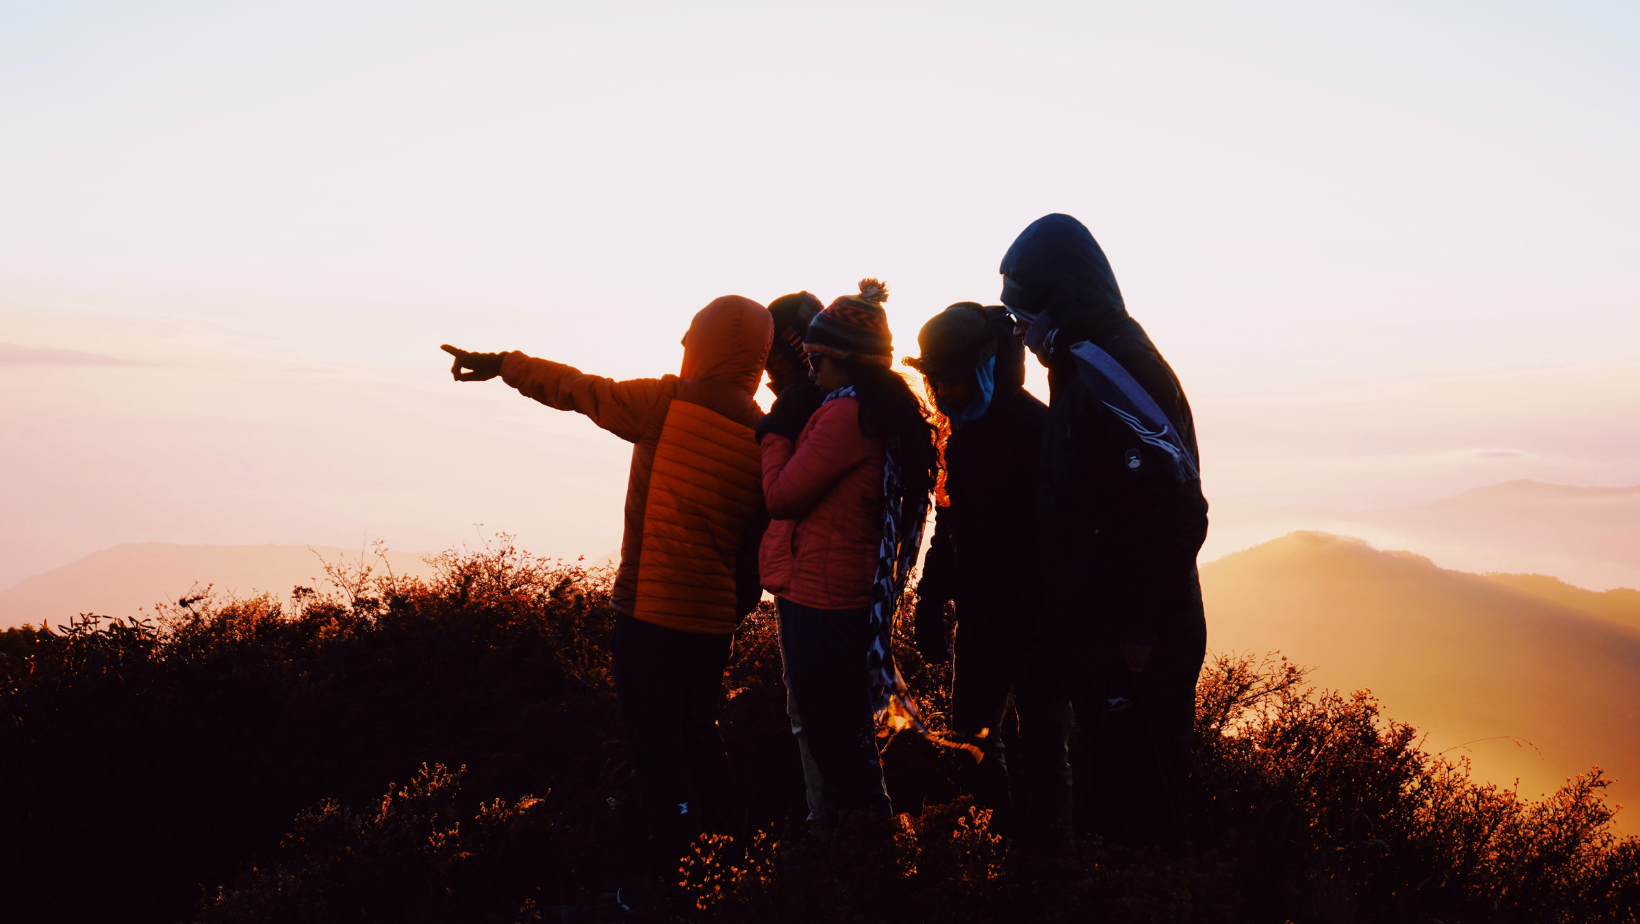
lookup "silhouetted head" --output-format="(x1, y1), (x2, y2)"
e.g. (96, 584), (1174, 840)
(767, 290), (824, 336)
(764, 291), (823, 394)
(906, 303), (996, 384)
(804, 279), (894, 368)
(999, 213), (1128, 357)
(679, 295), (773, 394)
(905, 302), (1026, 425)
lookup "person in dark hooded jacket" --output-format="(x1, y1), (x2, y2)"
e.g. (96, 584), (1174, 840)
(908, 302), (1072, 848)
(765, 291), (823, 396)
(998, 214), (1208, 851)
(761, 290), (828, 833)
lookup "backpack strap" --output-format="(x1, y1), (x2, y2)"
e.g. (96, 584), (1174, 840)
(1069, 340), (1200, 483)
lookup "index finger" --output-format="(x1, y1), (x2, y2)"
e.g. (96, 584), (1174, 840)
(440, 344), (465, 358)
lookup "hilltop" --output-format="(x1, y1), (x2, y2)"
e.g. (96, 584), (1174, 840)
(1206, 480), (1640, 591)
(0, 542), (437, 630)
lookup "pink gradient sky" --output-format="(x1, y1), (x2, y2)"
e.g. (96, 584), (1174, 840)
(2, 0), (1637, 589)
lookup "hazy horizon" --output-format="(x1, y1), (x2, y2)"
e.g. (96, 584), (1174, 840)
(5, 475), (1639, 599)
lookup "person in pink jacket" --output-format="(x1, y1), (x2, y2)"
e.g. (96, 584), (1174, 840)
(755, 279), (938, 824)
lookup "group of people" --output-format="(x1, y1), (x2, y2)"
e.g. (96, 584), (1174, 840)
(440, 213), (1209, 882)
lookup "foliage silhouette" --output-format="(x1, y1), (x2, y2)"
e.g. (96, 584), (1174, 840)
(0, 541), (1633, 923)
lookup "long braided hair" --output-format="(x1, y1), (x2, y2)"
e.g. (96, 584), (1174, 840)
(845, 362), (938, 543)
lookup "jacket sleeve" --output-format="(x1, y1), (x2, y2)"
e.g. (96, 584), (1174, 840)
(918, 503), (957, 606)
(760, 400), (872, 521)
(500, 351), (669, 444)
(735, 505), (770, 617)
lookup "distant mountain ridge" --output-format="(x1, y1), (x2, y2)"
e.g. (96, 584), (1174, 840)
(1202, 530), (1640, 831)
(0, 543), (437, 629)
(1204, 479), (1640, 591)
(1410, 480), (1640, 564)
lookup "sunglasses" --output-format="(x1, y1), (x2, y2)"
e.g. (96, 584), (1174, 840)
(1000, 304), (1039, 326)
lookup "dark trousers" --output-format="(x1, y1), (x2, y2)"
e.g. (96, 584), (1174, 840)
(1060, 606), (1207, 852)
(777, 598), (893, 819)
(612, 613), (739, 877)
(774, 610), (827, 824)
(951, 627), (1074, 847)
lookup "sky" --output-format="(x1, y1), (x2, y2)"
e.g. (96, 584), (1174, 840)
(2, 0), (1637, 589)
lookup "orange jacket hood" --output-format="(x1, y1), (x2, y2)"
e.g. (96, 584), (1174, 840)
(680, 295), (773, 394)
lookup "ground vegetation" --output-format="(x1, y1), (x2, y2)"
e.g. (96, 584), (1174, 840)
(0, 542), (1633, 922)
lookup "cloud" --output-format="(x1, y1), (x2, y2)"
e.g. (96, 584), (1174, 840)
(0, 344), (141, 366)
(1476, 449), (1531, 459)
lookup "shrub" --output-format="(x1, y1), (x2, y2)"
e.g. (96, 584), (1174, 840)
(0, 543), (1633, 923)
(197, 763), (560, 924)
(1193, 654), (1640, 922)
(0, 541), (653, 921)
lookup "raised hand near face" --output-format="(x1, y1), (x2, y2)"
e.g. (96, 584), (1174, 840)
(440, 344), (505, 382)
(754, 382), (827, 443)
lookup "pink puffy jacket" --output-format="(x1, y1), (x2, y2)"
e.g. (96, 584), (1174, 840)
(758, 396), (886, 610)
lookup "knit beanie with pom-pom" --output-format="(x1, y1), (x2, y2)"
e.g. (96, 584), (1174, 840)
(804, 278), (894, 367)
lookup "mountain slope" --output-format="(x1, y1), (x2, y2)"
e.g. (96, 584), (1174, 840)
(1203, 480), (1640, 591)
(0, 543), (436, 629)
(1202, 531), (1640, 828)
(1482, 572), (1640, 634)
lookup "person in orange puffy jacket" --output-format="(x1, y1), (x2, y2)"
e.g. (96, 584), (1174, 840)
(756, 279), (938, 826)
(441, 295), (772, 881)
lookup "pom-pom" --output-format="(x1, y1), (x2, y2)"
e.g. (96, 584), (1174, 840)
(856, 278), (889, 305)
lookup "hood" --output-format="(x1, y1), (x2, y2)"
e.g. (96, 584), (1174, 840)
(908, 302), (995, 383)
(680, 295), (773, 394)
(999, 214), (1128, 346)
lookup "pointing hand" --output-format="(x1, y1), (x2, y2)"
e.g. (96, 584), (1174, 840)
(441, 344), (505, 382)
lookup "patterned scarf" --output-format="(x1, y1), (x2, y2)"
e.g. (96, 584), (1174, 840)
(824, 386), (984, 760)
